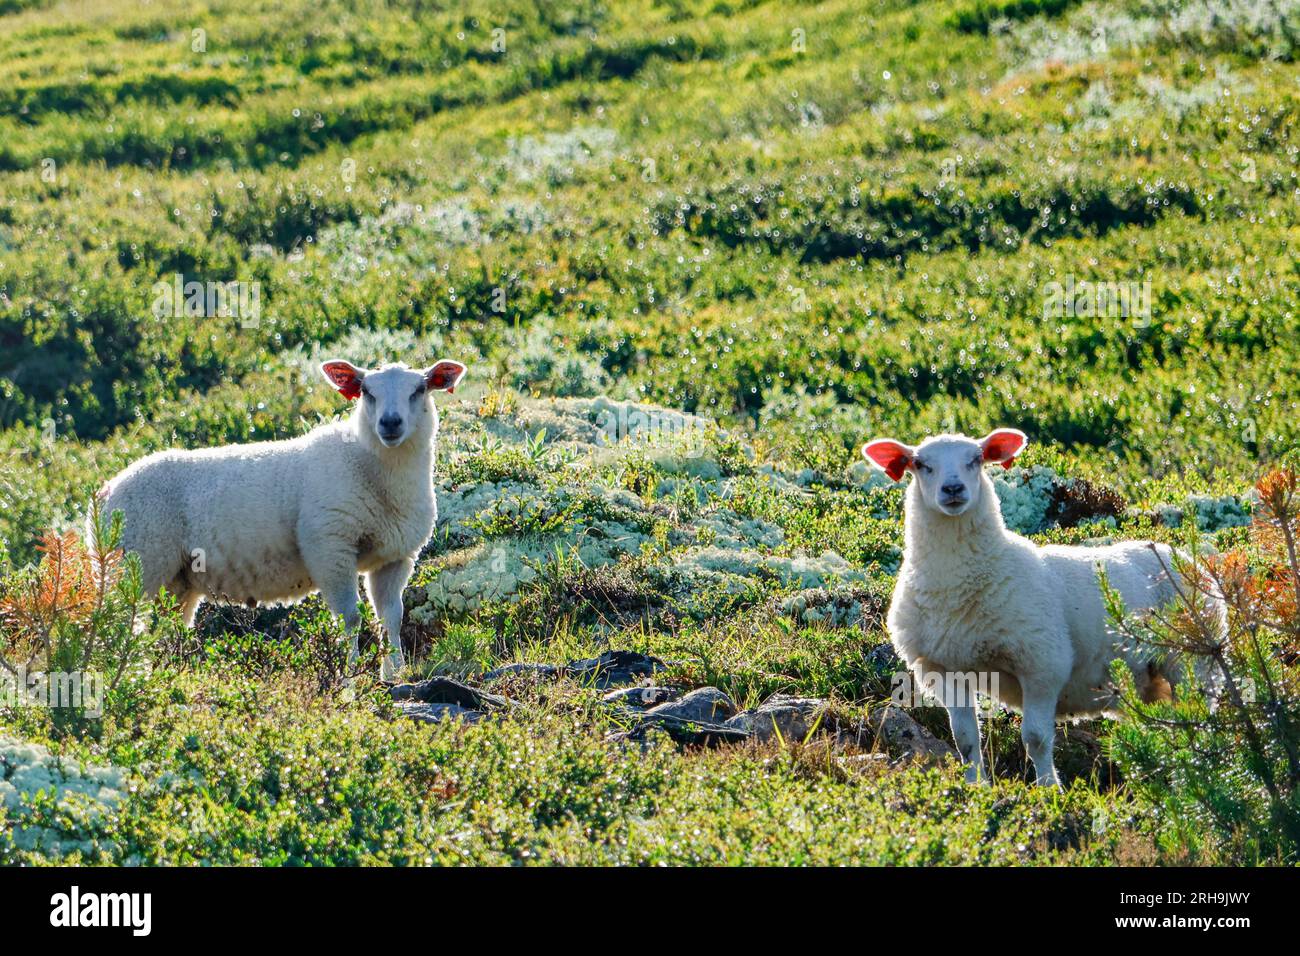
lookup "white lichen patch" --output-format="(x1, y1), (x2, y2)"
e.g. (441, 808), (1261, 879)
(677, 547), (865, 591)
(501, 126), (618, 184)
(1004, 0), (1300, 74)
(0, 735), (127, 859)
(993, 465), (1065, 535)
(1155, 494), (1254, 532)
(411, 396), (862, 622)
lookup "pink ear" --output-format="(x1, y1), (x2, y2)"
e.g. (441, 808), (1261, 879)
(425, 360), (467, 393)
(862, 439), (915, 482)
(320, 360), (363, 400)
(981, 428), (1027, 469)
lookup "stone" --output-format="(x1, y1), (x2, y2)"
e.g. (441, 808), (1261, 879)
(607, 687), (747, 747)
(644, 687), (736, 723)
(566, 650), (666, 689)
(726, 695), (827, 743)
(397, 701), (481, 724)
(482, 650), (665, 689)
(609, 715), (750, 747)
(483, 662), (561, 682)
(835, 753), (889, 773)
(868, 704), (956, 764)
(601, 686), (682, 708)
(389, 676), (510, 712)
(866, 641), (902, 674)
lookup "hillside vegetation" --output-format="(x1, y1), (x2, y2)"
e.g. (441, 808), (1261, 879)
(2, 0), (1299, 865)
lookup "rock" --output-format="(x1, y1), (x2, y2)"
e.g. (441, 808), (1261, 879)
(397, 701), (481, 724)
(482, 650), (665, 689)
(567, 650), (666, 689)
(608, 715), (750, 747)
(867, 705), (956, 764)
(866, 642), (902, 674)
(726, 695), (827, 744)
(606, 686), (746, 748)
(389, 676), (510, 712)
(483, 662), (562, 682)
(835, 753), (889, 773)
(601, 686), (682, 708)
(644, 687), (736, 723)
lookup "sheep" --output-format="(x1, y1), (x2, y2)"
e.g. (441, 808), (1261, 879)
(863, 428), (1223, 786)
(96, 357), (467, 680)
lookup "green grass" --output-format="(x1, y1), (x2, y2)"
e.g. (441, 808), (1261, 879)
(2, 0), (1299, 865)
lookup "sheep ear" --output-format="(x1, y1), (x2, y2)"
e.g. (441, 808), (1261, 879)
(980, 428), (1027, 469)
(862, 439), (915, 482)
(320, 360), (365, 400)
(425, 360), (466, 393)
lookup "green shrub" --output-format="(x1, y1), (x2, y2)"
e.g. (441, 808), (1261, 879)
(1105, 471), (1300, 862)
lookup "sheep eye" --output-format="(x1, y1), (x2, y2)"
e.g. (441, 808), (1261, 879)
(917, 462), (932, 474)
(361, 389), (373, 401)
(411, 387), (425, 401)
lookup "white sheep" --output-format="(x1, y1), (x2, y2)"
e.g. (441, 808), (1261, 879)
(97, 358), (466, 680)
(863, 428), (1222, 786)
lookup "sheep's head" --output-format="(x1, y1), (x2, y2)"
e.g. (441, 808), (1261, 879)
(862, 429), (1026, 517)
(321, 359), (467, 449)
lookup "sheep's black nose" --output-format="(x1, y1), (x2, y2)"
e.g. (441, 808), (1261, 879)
(379, 414), (402, 432)
(941, 482), (966, 498)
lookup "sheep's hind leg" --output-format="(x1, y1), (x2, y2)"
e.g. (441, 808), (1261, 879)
(1019, 685), (1062, 787)
(158, 572), (202, 627)
(176, 591), (202, 627)
(366, 558), (413, 682)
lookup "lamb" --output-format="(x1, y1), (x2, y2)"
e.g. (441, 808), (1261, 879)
(96, 357), (466, 680)
(863, 428), (1223, 786)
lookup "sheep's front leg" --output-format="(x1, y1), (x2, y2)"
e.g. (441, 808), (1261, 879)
(920, 660), (987, 783)
(946, 705), (987, 784)
(1019, 686), (1062, 787)
(366, 558), (413, 682)
(304, 550), (363, 668)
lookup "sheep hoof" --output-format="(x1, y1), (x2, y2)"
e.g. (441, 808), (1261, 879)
(380, 655), (404, 682)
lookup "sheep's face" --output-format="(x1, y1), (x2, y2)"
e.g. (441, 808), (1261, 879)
(909, 436), (989, 516)
(863, 429), (1027, 518)
(321, 359), (467, 449)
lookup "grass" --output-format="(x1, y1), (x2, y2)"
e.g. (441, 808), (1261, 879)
(2, 0), (1299, 865)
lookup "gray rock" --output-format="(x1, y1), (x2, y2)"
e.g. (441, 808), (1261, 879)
(601, 686), (682, 708)
(397, 702), (481, 724)
(389, 676), (510, 711)
(644, 687), (736, 723)
(609, 714), (750, 747)
(483, 662), (561, 682)
(866, 642), (902, 674)
(727, 695), (827, 743)
(835, 752), (889, 773)
(605, 687), (747, 748)
(567, 650), (666, 689)
(483, 650), (665, 689)
(867, 705), (955, 764)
